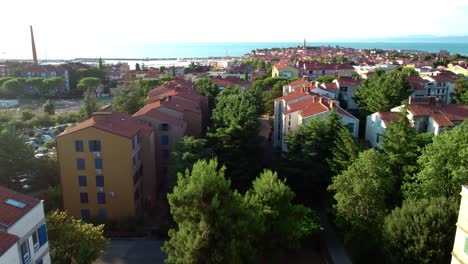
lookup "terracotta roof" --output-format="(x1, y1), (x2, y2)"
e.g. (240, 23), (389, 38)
(286, 79), (309, 88)
(378, 112), (401, 124)
(283, 96), (357, 120)
(0, 186), (40, 229)
(147, 78), (192, 98)
(408, 104), (468, 126)
(133, 101), (187, 126)
(210, 77), (251, 87)
(321, 82), (339, 91)
(57, 112), (150, 139)
(274, 89), (310, 102)
(336, 76), (361, 86)
(0, 231), (18, 255)
(274, 61), (291, 70)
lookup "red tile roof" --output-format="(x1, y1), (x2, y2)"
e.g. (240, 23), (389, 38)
(286, 79), (309, 88)
(337, 76), (361, 86)
(274, 89), (310, 102)
(133, 101), (187, 126)
(0, 231), (18, 255)
(283, 96), (357, 120)
(210, 77), (251, 87)
(274, 61), (291, 70)
(378, 112), (401, 124)
(0, 186), (40, 229)
(408, 104), (468, 126)
(321, 82), (339, 91)
(57, 112), (150, 139)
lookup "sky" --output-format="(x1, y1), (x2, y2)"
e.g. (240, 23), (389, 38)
(1, 0), (468, 59)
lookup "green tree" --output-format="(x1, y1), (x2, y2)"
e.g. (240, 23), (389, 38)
(162, 159), (257, 264)
(400, 66), (419, 76)
(208, 87), (261, 184)
(353, 70), (411, 113)
(43, 77), (66, 96)
(135, 63), (141, 71)
(382, 197), (458, 264)
(328, 149), (393, 258)
(194, 77), (219, 112)
(32, 153), (59, 189)
(20, 109), (35, 121)
(172, 65), (176, 77)
(0, 78), (24, 98)
(0, 77), (14, 87)
(77, 77), (101, 97)
(47, 210), (109, 264)
(159, 66), (166, 72)
(168, 136), (214, 186)
(451, 77), (468, 104)
(43, 100), (55, 115)
(111, 84), (144, 114)
(98, 57), (103, 70)
(79, 91), (98, 119)
(0, 127), (34, 186)
(404, 122), (468, 199)
(328, 127), (363, 175)
(314, 75), (335, 83)
(244, 170), (319, 255)
(26, 78), (46, 96)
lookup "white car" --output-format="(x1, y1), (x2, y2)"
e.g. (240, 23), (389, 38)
(41, 134), (54, 141)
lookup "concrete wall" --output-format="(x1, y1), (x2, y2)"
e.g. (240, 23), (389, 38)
(365, 113), (387, 148)
(451, 186), (468, 263)
(0, 243), (21, 264)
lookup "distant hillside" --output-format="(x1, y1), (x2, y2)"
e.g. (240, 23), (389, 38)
(325, 35), (468, 43)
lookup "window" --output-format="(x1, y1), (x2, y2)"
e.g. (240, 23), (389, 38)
(134, 187), (140, 200)
(99, 209), (107, 218)
(32, 231), (39, 251)
(132, 137), (135, 150)
(37, 258), (43, 264)
(377, 120), (382, 128)
(345, 123), (354, 134)
(37, 224), (48, 247)
(161, 135), (169, 145)
(20, 240), (30, 263)
(80, 192), (88, 204)
(138, 150), (141, 161)
(160, 123), (169, 131)
(78, 176), (87, 187)
(137, 133), (141, 144)
(96, 176), (104, 187)
(88, 140), (101, 152)
(94, 158), (103, 170)
(97, 192), (106, 204)
(133, 156), (136, 167)
(81, 209), (90, 221)
(75, 140), (84, 152)
(77, 158), (85, 170)
(162, 149), (170, 159)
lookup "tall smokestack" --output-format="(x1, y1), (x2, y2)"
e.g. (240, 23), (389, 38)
(30, 25), (38, 64)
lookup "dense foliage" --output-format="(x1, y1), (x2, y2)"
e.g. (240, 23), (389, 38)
(111, 84), (144, 114)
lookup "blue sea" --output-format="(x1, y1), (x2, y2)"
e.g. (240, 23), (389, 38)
(110, 42), (468, 59)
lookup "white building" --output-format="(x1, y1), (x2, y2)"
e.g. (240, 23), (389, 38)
(353, 63), (398, 78)
(451, 185), (468, 264)
(0, 186), (51, 264)
(365, 97), (468, 148)
(421, 72), (458, 104)
(273, 88), (359, 151)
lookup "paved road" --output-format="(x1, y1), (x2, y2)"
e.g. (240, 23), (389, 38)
(318, 210), (352, 264)
(95, 239), (166, 264)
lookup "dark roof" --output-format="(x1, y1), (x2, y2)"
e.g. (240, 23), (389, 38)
(0, 186), (40, 229)
(0, 231), (18, 255)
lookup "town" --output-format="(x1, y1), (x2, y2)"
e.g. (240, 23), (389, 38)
(1, 31), (468, 264)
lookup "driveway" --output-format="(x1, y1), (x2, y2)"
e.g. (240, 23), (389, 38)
(95, 239), (167, 264)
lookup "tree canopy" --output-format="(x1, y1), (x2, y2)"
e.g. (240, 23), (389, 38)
(77, 77), (101, 96)
(79, 91), (98, 120)
(314, 75), (335, 83)
(47, 210), (109, 264)
(382, 197), (458, 264)
(111, 84), (144, 115)
(0, 127), (34, 186)
(43, 100), (55, 115)
(194, 77), (219, 112)
(451, 77), (468, 104)
(328, 126), (363, 176)
(353, 69), (411, 113)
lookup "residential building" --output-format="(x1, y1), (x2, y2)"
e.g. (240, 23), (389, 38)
(365, 96), (468, 147)
(273, 89), (359, 151)
(447, 62), (468, 77)
(297, 61), (355, 80)
(22, 64), (70, 93)
(334, 76), (361, 109)
(421, 72), (459, 104)
(210, 76), (251, 91)
(222, 62), (253, 80)
(272, 61), (300, 79)
(105, 62), (130, 81)
(0, 186), (51, 264)
(451, 185), (468, 264)
(134, 77), (208, 189)
(56, 112), (156, 220)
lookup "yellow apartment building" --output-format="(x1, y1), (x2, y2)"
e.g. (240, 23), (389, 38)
(56, 112), (155, 220)
(452, 185), (468, 263)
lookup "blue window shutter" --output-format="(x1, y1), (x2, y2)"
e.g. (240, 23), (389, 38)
(38, 224), (48, 246)
(88, 140), (93, 152)
(96, 176), (104, 187)
(78, 176), (87, 187)
(77, 159), (85, 170)
(97, 192), (106, 204)
(80, 192), (88, 203)
(132, 138), (135, 149)
(96, 140), (101, 151)
(162, 135), (169, 145)
(81, 209), (90, 221)
(159, 124), (163, 131)
(75, 140), (83, 152)
(95, 158), (102, 169)
(99, 209), (107, 218)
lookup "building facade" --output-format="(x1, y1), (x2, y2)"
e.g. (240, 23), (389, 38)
(0, 186), (51, 264)
(452, 185), (468, 264)
(56, 112), (155, 220)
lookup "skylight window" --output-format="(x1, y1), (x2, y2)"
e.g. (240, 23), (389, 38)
(5, 198), (27, 209)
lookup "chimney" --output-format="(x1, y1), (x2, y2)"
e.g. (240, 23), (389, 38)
(435, 97), (443, 107)
(30, 25), (38, 64)
(319, 97), (323, 104)
(92, 112), (112, 122)
(302, 86), (307, 93)
(408, 96), (412, 105)
(312, 96), (316, 102)
(328, 99), (335, 109)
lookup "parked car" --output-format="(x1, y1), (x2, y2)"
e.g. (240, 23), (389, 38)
(41, 134), (54, 141)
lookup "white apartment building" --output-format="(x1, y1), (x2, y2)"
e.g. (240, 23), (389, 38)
(0, 186), (51, 264)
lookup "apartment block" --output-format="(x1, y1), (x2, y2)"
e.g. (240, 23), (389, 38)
(452, 185), (468, 264)
(56, 112), (155, 220)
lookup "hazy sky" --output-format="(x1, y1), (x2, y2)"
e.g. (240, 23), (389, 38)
(1, 0), (468, 59)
